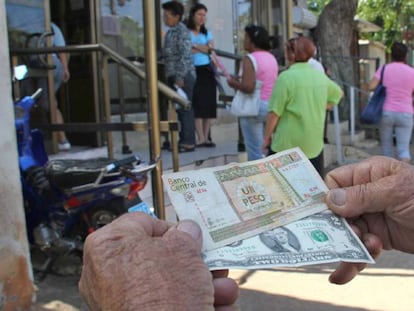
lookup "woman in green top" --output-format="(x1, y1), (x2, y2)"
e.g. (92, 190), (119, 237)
(263, 36), (343, 177)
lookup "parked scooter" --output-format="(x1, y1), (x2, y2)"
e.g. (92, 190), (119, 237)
(14, 72), (156, 279)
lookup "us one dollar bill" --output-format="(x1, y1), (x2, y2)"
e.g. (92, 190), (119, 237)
(163, 148), (329, 251)
(204, 210), (375, 270)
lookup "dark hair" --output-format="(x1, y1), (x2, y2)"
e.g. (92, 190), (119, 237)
(162, 1), (184, 20)
(244, 25), (271, 51)
(391, 42), (408, 62)
(187, 3), (208, 35)
(285, 36), (315, 62)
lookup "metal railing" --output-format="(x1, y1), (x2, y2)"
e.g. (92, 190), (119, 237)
(214, 49), (243, 104)
(10, 42), (192, 219)
(330, 80), (372, 164)
(10, 44), (259, 217)
(10, 43), (190, 108)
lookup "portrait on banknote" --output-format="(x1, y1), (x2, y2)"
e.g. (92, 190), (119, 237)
(259, 227), (301, 253)
(203, 211), (375, 270)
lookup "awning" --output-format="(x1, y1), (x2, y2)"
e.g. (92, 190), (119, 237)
(292, 6), (318, 29)
(355, 18), (382, 33)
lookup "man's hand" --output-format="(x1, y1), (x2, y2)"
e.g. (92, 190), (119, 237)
(79, 213), (238, 310)
(325, 156), (414, 284)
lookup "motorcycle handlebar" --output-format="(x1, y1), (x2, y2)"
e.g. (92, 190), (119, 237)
(119, 161), (157, 180)
(31, 88), (43, 101)
(106, 155), (141, 172)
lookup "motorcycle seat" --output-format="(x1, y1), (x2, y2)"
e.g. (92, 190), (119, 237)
(46, 158), (119, 189)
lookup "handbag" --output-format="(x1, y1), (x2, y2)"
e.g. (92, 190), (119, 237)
(230, 54), (262, 117)
(360, 65), (386, 124)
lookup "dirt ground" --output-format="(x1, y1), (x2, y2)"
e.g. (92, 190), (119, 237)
(30, 125), (414, 310)
(32, 274), (85, 311)
(32, 249), (414, 311)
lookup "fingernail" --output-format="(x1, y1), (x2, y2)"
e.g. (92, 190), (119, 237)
(329, 189), (346, 207)
(177, 221), (201, 241)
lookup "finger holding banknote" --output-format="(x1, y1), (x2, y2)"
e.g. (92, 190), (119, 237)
(325, 156), (414, 283)
(79, 213), (239, 310)
(328, 226), (382, 284)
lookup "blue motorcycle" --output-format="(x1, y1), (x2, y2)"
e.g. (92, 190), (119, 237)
(14, 87), (156, 279)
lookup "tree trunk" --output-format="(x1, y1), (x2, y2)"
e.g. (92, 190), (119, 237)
(315, 0), (359, 119)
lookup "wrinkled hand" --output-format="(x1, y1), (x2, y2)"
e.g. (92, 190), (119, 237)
(79, 213), (238, 310)
(325, 156), (414, 284)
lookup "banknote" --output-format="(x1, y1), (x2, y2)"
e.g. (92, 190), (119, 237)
(163, 148), (329, 251)
(204, 210), (375, 270)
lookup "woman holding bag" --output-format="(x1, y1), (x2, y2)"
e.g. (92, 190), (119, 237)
(369, 42), (414, 163)
(227, 25), (279, 161)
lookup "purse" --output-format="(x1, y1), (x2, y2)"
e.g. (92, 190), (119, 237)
(230, 54), (262, 117)
(360, 65), (387, 124)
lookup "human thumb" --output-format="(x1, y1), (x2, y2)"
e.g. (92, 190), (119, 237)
(326, 188), (365, 218)
(326, 184), (390, 218)
(165, 220), (203, 253)
(177, 220), (202, 241)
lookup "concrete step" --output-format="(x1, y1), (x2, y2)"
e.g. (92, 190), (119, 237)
(353, 139), (379, 149)
(326, 120), (380, 147)
(324, 143), (373, 169)
(326, 121), (351, 145)
(338, 131), (366, 145)
(327, 121), (348, 135)
(111, 107), (238, 126)
(327, 130), (366, 146)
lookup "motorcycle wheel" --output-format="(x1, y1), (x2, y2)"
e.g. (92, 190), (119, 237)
(70, 197), (140, 240)
(88, 197), (132, 230)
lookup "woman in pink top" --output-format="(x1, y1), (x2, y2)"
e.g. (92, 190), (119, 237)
(369, 42), (414, 163)
(227, 25), (279, 160)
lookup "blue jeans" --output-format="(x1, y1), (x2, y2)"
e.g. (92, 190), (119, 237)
(240, 99), (268, 161)
(380, 111), (413, 160)
(176, 108), (196, 146)
(167, 74), (196, 146)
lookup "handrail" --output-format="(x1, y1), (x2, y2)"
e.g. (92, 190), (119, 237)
(334, 78), (370, 95)
(214, 48), (243, 61)
(10, 43), (190, 109)
(328, 79), (377, 164)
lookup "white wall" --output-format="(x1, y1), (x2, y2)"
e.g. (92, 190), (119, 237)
(205, 0), (237, 96)
(0, 0), (34, 308)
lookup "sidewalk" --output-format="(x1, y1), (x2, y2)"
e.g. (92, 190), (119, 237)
(38, 111), (414, 311)
(50, 110), (390, 221)
(50, 108), (240, 167)
(36, 113), (414, 311)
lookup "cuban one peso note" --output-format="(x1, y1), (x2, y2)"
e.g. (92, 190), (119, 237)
(163, 148), (329, 251)
(204, 210), (375, 270)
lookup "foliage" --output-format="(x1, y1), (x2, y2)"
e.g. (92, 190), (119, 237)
(309, 0), (414, 49)
(357, 0), (414, 49)
(121, 17), (144, 56)
(307, 0), (331, 15)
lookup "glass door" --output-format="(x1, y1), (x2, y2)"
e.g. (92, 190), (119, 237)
(6, 0), (53, 118)
(6, 0), (49, 50)
(233, 0), (252, 55)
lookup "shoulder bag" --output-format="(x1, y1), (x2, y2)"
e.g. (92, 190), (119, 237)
(230, 54), (262, 117)
(360, 65), (386, 124)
